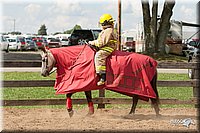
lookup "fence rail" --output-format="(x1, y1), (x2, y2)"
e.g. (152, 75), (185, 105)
(2, 80), (198, 87)
(2, 60), (198, 69)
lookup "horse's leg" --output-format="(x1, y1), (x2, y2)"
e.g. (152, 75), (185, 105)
(66, 93), (74, 117)
(129, 95), (138, 114)
(84, 91), (94, 115)
(150, 71), (160, 116)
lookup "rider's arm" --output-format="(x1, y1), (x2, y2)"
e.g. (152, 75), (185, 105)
(89, 28), (113, 48)
(89, 40), (98, 46)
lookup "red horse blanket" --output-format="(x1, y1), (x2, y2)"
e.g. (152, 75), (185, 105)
(50, 45), (157, 101)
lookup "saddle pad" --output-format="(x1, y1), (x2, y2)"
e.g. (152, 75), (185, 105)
(50, 45), (157, 101)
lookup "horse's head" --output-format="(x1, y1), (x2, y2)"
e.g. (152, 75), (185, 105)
(41, 46), (56, 77)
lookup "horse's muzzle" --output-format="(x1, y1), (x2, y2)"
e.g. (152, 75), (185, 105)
(41, 70), (49, 77)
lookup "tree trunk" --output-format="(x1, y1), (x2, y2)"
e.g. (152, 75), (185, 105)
(141, 1), (151, 52)
(151, 0), (158, 52)
(157, 0), (175, 54)
(141, 0), (175, 55)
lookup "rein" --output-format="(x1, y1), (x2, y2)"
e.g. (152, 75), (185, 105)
(68, 44), (87, 70)
(49, 68), (57, 75)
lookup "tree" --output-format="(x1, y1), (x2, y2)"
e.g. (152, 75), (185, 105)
(64, 24), (82, 34)
(8, 31), (22, 35)
(141, 0), (175, 54)
(38, 24), (47, 35)
(53, 32), (62, 35)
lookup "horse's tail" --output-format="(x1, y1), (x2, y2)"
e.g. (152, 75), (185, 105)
(150, 70), (160, 104)
(150, 70), (160, 115)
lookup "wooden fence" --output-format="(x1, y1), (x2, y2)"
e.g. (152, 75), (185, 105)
(2, 56), (200, 107)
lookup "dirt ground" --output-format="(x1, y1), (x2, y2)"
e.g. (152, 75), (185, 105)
(2, 107), (199, 132)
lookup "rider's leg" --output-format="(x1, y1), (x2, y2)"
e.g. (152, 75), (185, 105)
(97, 72), (106, 86)
(95, 50), (110, 86)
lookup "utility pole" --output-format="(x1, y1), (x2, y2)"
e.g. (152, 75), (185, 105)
(118, 0), (121, 51)
(13, 19), (15, 32)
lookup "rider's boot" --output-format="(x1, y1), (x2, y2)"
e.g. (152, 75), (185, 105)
(66, 97), (74, 117)
(97, 73), (106, 86)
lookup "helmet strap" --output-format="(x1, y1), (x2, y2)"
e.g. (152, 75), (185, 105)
(101, 20), (114, 26)
(102, 25), (113, 29)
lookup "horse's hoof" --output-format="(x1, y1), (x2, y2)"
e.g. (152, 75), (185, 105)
(88, 107), (94, 115)
(156, 113), (161, 117)
(129, 111), (135, 115)
(68, 110), (74, 117)
(86, 112), (94, 117)
(86, 109), (94, 116)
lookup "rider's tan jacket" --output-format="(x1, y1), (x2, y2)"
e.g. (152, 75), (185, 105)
(90, 26), (117, 50)
(89, 25), (118, 74)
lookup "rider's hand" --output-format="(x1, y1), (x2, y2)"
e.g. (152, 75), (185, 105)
(88, 41), (92, 45)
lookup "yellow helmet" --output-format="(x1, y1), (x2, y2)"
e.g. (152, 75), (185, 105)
(99, 14), (114, 26)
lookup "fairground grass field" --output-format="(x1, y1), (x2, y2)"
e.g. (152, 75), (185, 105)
(2, 72), (194, 108)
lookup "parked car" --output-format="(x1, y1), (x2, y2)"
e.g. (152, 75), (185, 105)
(47, 38), (62, 48)
(15, 36), (26, 50)
(41, 37), (48, 46)
(54, 34), (71, 47)
(7, 37), (21, 51)
(0, 34), (9, 52)
(46, 37), (55, 43)
(68, 29), (101, 46)
(60, 38), (69, 47)
(25, 40), (38, 51)
(32, 37), (47, 49)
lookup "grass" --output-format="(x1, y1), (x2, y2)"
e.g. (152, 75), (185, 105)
(3, 72), (189, 81)
(2, 72), (194, 109)
(3, 72), (56, 80)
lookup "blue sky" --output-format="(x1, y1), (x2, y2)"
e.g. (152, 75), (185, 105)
(0, 0), (199, 35)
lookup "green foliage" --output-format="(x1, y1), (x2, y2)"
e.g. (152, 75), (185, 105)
(63, 24), (82, 34)
(38, 24), (47, 35)
(8, 31), (22, 35)
(53, 32), (62, 35)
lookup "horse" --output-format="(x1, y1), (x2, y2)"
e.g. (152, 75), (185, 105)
(40, 44), (160, 117)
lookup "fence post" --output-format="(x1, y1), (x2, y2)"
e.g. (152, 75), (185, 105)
(97, 89), (105, 108)
(192, 53), (200, 108)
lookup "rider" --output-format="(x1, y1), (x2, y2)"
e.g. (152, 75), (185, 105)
(89, 14), (118, 86)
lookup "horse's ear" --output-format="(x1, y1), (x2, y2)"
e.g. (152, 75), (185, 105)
(41, 45), (47, 53)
